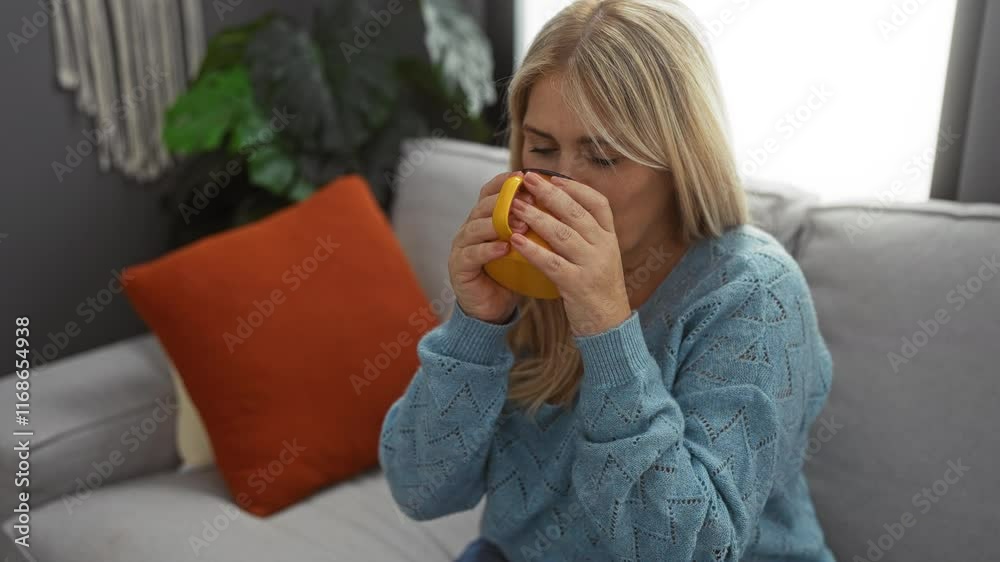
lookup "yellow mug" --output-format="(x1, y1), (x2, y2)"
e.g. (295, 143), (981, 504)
(483, 169), (572, 300)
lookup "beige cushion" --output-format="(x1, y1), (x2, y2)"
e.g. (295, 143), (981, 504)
(168, 362), (215, 468)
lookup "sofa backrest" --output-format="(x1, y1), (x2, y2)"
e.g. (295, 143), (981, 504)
(391, 139), (509, 311)
(389, 137), (1000, 562)
(794, 201), (1000, 562)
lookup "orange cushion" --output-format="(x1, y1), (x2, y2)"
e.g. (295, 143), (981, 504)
(123, 175), (437, 516)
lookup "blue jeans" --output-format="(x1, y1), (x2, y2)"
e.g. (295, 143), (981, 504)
(454, 538), (509, 562)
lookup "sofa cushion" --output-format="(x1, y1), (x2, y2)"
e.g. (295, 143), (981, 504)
(390, 138), (815, 313)
(170, 361), (215, 468)
(794, 200), (1000, 562)
(3, 467), (480, 562)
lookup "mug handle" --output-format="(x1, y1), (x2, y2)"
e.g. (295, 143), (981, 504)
(492, 175), (525, 241)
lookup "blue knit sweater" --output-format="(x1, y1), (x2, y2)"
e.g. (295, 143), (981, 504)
(379, 225), (836, 561)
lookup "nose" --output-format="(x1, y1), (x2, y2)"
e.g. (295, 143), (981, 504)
(555, 155), (585, 183)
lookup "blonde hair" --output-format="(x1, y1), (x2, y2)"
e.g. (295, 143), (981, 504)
(503, 0), (748, 417)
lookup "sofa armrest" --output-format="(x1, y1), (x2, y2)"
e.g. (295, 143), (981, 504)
(0, 333), (180, 518)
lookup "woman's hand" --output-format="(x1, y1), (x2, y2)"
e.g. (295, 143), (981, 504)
(448, 171), (535, 324)
(509, 171), (632, 337)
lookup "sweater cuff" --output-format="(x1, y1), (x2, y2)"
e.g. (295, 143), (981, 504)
(573, 311), (657, 387)
(434, 302), (520, 365)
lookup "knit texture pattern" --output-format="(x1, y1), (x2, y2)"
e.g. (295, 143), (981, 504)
(379, 225), (836, 561)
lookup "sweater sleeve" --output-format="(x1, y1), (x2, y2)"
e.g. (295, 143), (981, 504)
(570, 278), (790, 560)
(378, 302), (518, 521)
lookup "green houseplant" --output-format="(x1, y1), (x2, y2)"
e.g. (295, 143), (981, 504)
(160, 0), (497, 248)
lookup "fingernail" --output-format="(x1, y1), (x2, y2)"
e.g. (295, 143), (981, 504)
(524, 172), (540, 185)
(511, 199), (526, 212)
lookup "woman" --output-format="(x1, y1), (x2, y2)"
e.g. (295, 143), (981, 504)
(379, 0), (835, 560)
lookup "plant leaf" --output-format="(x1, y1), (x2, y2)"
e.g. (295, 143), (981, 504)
(328, 55), (398, 146)
(246, 18), (345, 153)
(228, 104), (273, 153)
(313, 4), (400, 150)
(286, 177), (316, 202)
(163, 66), (254, 155)
(420, 0), (498, 116)
(197, 14), (276, 78)
(395, 57), (492, 143)
(248, 144), (296, 194)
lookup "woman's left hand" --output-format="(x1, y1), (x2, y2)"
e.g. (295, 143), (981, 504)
(510, 171), (633, 337)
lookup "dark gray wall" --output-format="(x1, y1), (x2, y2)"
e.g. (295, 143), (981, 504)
(0, 1), (319, 367)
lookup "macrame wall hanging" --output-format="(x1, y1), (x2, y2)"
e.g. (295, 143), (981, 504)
(51, 0), (206, 182)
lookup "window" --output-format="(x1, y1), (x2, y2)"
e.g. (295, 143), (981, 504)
(514, 0), (959, 202)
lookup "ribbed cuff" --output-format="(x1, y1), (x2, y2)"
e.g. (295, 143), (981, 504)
(434, 302), (520, 365)
(573, 311), (656, 387)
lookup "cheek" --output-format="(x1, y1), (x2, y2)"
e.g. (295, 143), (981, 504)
(601, 181), (644, 219)
(607, 182), (666, 240)
(582, 181), (623, 220)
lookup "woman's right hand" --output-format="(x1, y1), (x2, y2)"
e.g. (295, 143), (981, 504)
(449, 171), (534, 324)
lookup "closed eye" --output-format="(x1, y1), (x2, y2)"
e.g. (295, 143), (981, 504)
(530, 147), (618, 168)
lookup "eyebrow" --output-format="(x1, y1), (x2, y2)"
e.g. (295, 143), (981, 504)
(523, 124), (612, 148)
